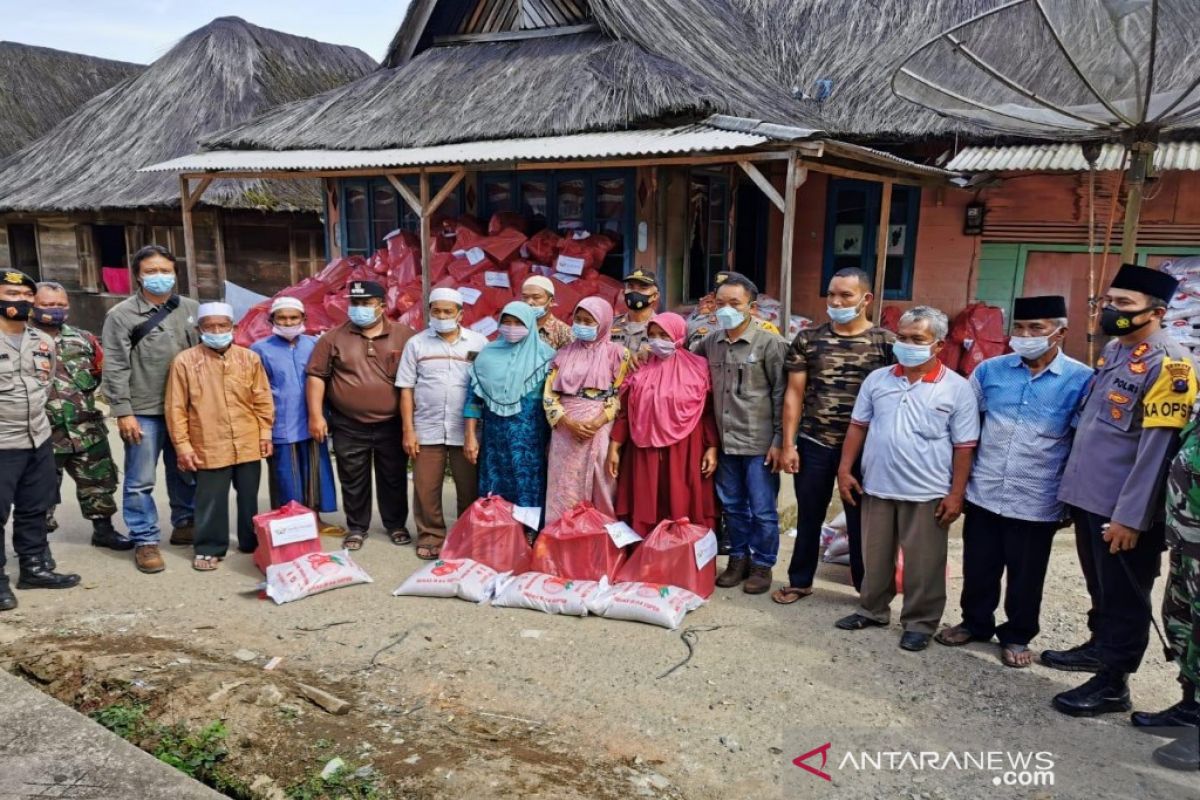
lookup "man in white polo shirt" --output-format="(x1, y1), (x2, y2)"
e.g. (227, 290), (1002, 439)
(833, 306), (979, 652)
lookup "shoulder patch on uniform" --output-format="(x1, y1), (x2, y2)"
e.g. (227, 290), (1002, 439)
(1132, 343), (1150, 359)
(1130, 361), (1147, 375)
(1143, 356), (1197, 429)
(1096, 356), (1106, 367)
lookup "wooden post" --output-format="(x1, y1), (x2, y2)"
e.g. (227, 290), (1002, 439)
(179, 175), (199, 300)
(873, 180), (894, 325)
(778, 153), (804, 335)
(1120, 141), (1155, 265)
(323, 179), (342, 259)
(419, 171), (432, 324)
(214, 209), (227, 299)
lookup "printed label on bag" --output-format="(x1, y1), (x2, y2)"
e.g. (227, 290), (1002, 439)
(555, 255), (586, 276)
(553, 273), (579, 284)
(470, 316), (499, 337)
(465, 247), (487, 266)
(484, 271), (511, 288)
(512, 505), (542, 529)
(268, 514), (319, 546)
(605, 521), (642, 548)
(457, 286), (483, 305)
(694, 530), (718, 569)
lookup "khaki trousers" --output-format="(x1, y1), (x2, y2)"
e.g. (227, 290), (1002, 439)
(412, 444), (477, 546)
(857, 494), (948, 634)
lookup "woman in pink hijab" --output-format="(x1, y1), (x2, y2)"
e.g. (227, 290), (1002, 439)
(542, 296), (631, 524)
(607, 313), (718, 536)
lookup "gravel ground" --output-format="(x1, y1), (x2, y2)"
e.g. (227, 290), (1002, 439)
(0, 427), (1194, 799)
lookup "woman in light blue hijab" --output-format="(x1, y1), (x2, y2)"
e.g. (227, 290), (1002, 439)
(464, 302), (555, 521)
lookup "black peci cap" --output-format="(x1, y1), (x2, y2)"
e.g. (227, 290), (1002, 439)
(1012, 295), (1068, 321)
(348, 280), (385, 300)
(1, 269), (37, 292)
(1109, 263), (1179, 304)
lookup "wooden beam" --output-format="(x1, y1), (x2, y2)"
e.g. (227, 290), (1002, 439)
(323, 179), (342, 259)
(737, 159), (785, 213)
(183, 176), (213, 211)
(419, 172), (432, 324)
(214, 209), (227, 298)
(425, 169), (466, 217)
(288, 223), (299, 286)
(386, 174), (422, 216)
(872, 180), (894, 325)
(778, 153), (804, 335)
(179, 176), (200, 300)
(798, 159), (923, 187)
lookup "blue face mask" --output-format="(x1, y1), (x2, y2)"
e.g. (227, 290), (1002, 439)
(715, 306), (746, 331)
(827, 304), (861, 325)
(201, 331), (233, 350)
(141, 274), (176, 295)
(572, 323), (598, 342)
(529, 305), (547, 320)
(347, 306), (379, 328)
(893, 341), (934, 368)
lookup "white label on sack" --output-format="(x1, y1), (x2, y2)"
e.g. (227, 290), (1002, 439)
(465, 247), (487, 266)
(512, 505), (542, 529)
(484, 271), (511, 288)
(268, 514), (319, 546)
(457, 286), (483, 305)
(452, 249), (467, 258)
(694, 530), (719, 570)
(605, 521), (643, 548)
(555, 255), (586, 276)
(470, 316), (499, 336)
(553, 272), (579, 284)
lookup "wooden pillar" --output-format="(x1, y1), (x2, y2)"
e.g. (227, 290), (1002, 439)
(180, 176), (199, 300)
(778, 153), (803, 335)
(872, 180), (894, 325)
(419, 171), (432, 325)
(1120, 142), (1155, 265)
(214, 209), (227, 299)
(324, 179), (342, 260)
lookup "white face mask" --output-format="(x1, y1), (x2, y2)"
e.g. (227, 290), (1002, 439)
(430, 317), (459, 334)
(1009, 330), (1058, 360)
(272, 323), (305, 341)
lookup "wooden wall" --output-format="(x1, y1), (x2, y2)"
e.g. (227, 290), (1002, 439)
(0, 225), (9, 271)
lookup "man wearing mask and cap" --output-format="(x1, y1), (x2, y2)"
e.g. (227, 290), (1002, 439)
(0, 269), (82, 611)
(1048, 264), (1197, 717)
(521, 276), (573, 350)
(935, 296), (1091, 668)
(396, 288), (487, 560)
(250, 297), (342, 537)
(29, 282), (131, 551)
(306, 280), (414, 551)
(610, 268), (659, 355)
(166, 303), (274, 571)
(101, 245), (199, 574)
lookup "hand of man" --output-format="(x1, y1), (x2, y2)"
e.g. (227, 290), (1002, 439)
(308, 415), (328, 443)
(177, 451), (202, 472)
(403, 428), (421, 459)
(1103, 521), (1141, 554)
(118, 415), (142, 444)
(935, 493), (964, 528)
(764, 446), (783, 473)
(463, 435), (479, 465)
(260, 440), (273, 459)
(700, 447), (718, 478)
(780, 444), (801, 474)
(837, 470), (862, 507)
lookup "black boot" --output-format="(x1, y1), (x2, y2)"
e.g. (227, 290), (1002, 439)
(1040, 639), (1103, 673)
(16, 555), (80, 590)
(91, 518), (134, 551)
(1152, 736), (1200, 771)
(40, 547), (56, 572)
(1132, 685), (1200, 734)
(1052, 670), (1131, 717)
(0, 577), (16, 611)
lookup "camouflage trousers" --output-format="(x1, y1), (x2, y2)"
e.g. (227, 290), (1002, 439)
(49, 439), (119, 522)
(1163, 545), (1200, 689)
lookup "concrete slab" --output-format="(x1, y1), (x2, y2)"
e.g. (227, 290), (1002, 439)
(0, 669), (225, 800)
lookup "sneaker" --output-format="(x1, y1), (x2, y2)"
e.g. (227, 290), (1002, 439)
(134, 545), (166, 574)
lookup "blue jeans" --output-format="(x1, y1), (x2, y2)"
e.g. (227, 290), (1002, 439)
(715, 453), (780, 567)
(122, 415), (196, 545)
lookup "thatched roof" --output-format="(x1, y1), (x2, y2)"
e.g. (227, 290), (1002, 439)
(0, 42), (143, 158)
(0, 17), (375, 212)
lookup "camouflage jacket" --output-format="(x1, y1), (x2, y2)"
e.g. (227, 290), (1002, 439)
(44, 324), (107, 453)
(1167, 413), (1200, 546)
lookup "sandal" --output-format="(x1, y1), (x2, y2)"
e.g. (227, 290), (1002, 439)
(771, 586), (813, 605)
(389, 529), (413, 546)
(934, 624), (987, 647)
(1001, 643), (1034, 668)
(415, 544), (440, 561)
(192, 554), (221, 571)
(343, 532), (367, 551)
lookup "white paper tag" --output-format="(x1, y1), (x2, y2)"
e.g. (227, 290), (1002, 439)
(693, 530), (718, 570)
(553, 272), (579, 284)
(465, 246), (487, 266)
(484, 271), (511, 288)
(513, 505), (542, 529)
(268, 513), (319, 546)
(457, 286), (483, 305)
(555, 255), (586, 276)
(470, 316), (499, 337)
(452, 249), (467, 258)
(605, 521), (642, 548)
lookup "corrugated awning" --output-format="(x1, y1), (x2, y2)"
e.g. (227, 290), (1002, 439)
(947, 141), (1200, 172)
(140, 124), (785, 173)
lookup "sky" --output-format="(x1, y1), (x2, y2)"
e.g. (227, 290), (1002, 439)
(0, 0), (411, 64)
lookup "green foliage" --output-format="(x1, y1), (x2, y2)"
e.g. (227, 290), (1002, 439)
(90, 702), (147, 739)
(286, 761), (386, 800)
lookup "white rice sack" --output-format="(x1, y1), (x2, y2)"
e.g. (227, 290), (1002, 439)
(822, 531), (851, 565)
(490, 572), (605, 616)
(592, 582), (705, 629)
(392, 558), (502, 603)
(265, 550), (372, 605)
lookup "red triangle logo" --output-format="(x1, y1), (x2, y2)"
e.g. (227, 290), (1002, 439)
(793, 742), (832, 781)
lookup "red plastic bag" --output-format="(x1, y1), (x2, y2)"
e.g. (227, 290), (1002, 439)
(615, 518), (717, 599)
(441, 495), (532, 574)
(556, 232), (614, 279)
(489, 211), (528, 236)
(252, 501), (323, 575)
(530, 502), (627, 582)
(526, 229), (560, 265)
(385, 230), (421, 286)
(946, 303), (1008, 377)
(508, 259), (533, 288)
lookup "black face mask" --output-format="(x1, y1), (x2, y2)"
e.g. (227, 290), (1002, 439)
(0, 299), (32, 322)
(625, 291), (654, 311)
(1099, 305), (1154, 337)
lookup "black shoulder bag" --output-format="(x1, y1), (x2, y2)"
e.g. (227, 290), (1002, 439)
(129, 296), (181, 350)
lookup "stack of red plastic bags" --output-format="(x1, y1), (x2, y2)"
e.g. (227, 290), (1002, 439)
(394, 496), (716, 629)
(235, 213), (628, 348)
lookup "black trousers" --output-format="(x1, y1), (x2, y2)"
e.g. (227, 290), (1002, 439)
(330, 413), (408, 535)
(1073, 508), (1166, 674)
(0, 441), (56, 574)
(959, 502), (1058, 646)
(786, 439), (863, 590)
(194, 461), (261, 557)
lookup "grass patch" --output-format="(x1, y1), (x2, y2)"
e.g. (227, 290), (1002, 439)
(286, 761), (387, 800)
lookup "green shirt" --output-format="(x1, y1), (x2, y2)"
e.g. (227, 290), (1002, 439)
(100, 293), (199, 417)
(44, 324), (108, 454)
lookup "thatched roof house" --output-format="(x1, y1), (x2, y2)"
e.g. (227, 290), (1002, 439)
(0, 42), (143, 159)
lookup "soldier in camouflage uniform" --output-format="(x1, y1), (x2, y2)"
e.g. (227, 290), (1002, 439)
(1140, 414), (1200, 770)
(30, 283), (132, 550)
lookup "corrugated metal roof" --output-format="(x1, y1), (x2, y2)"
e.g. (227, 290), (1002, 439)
(140, 125), (775, 173)
(947, 141), (1200, 172)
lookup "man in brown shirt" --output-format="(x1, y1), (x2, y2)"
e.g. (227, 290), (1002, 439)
(166, 303), (274, 571)
(306, 280), (414, 550)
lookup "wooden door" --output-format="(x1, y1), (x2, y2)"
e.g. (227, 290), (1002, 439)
(75, 224), (97, 292)
(1021, 250), (1092, 361)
